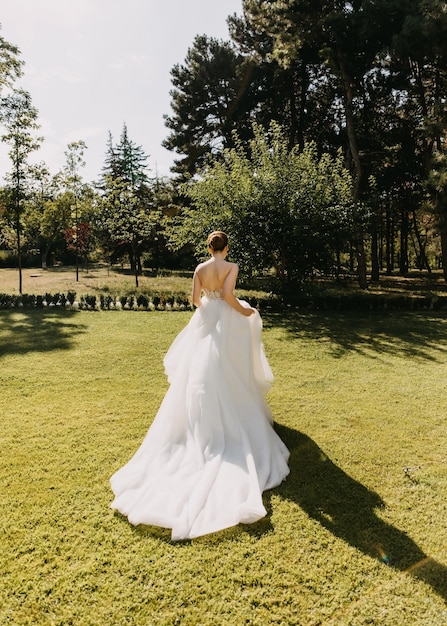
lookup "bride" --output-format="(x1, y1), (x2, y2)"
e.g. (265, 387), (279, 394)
(110, 231), (290, 540)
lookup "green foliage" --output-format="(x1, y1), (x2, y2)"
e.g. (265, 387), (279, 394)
(101, 175), (154, 243)
(163, 35), (256, 178)
(173, 122), (355, 291)
(0, 28), (23, 92)
(161, 0), (447, 281)
(98, 126), (162, 285)
(0, 88), (42, 291)
(0, 89), (41, 185)
(102, 124), (149, 186)
(234, 0), (447, 272)
(63, 140), (87, 190)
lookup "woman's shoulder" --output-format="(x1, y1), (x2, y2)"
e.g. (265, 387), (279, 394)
(194, 260), (210, 273)
(225, 260), (239, 269)
(221, 261), (239, 286)
(222, 261), (239, 278)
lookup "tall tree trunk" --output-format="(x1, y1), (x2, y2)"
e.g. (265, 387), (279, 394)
(42, 241), (52, 269)
(411, 212), (431, 272)
(290, 59), (308, 153)
(15, 153), (23, 294)
(437, 191), (447, 281)
(440, 226), (447, 281)
(386, 198), (394, 275)
(370, 216), (379, 282)
(128, 244), (136, 272)
(336, 38), (368, 289)
(378, 205), (384, 271)
(16, 213), (22, 295)
(399, 208), (409, 275)
(132, 238), (139, 288)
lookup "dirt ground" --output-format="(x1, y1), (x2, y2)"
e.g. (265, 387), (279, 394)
(0, 266), (192, 296)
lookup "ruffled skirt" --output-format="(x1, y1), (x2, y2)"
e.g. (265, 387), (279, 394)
(110, 297), (289, 540)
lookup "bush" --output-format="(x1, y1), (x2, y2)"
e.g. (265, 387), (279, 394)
(79, 295), (97, 310)
(1, 290), (441, 312)
(152, 295), (161, 309)
(136, 294), (149, 309)
(100, 294), (115, 310)
(21, 294), (36, 308)
(119, 296), (128, 309)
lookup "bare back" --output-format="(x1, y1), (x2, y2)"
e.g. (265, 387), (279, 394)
(193, 253), (254, 317)
(195, 257), (235, 292)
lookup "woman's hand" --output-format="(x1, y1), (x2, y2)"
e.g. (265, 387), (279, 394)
(244, 307), (256, 317)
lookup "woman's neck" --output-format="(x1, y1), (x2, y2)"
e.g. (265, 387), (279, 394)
(211, 248), (227, 260)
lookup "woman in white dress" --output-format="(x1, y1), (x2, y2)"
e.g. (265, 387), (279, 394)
(110, 231), (289, 540)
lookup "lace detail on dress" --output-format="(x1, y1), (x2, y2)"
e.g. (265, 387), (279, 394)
(204, 289), (224, 300)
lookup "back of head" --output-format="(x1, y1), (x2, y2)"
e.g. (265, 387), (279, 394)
(207, 231), (228, 252)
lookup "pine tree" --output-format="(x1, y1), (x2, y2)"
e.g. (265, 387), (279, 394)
(98, 124), (159, 286)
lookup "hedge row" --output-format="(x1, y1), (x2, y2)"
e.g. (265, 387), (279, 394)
(286, 293), (447, 311)
(0, 292), (193, 311)
(2, 291), (447, 312)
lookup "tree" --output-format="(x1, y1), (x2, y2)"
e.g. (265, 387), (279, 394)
(0, 26), (23, 93)
(148, 174), (193, 271)
(99, 125), (160, 286)
(19, 163), (97, 269)
(228, 6), (337, 154)
(391, 0), (447, 279)
(170, 122), (355, 295)
(64, 221), (92, 267)
(232, 2), (383, 287)
(101, 176), (159, 287)
(164, 29), (322, 180)
(0, 88), (41, 292)
(230, 0), (447, 284)
(160, 1), (447, 282)
(102, 124), (150, 187)
(163, 35), (257, 178)
(63, 141), (87, 280)
(22, 164), (62, 268)
(0, 26), (24, 269)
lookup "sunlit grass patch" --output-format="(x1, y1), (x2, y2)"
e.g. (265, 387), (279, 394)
(1, 309), (446, 625)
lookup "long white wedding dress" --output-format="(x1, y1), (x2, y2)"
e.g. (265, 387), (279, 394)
(110, 290), (290, 540)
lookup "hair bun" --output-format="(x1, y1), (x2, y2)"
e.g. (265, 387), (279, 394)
(207, 231), (228, 252)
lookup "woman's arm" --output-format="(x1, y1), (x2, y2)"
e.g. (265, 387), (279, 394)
(222, 264), (254, 317)
(192, 269), (202, 307)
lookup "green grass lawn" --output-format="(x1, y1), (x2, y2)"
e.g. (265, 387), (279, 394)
(1, 308), (446, 625)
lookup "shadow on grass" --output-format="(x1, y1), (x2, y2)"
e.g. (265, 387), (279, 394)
(0, 309), (86, 358)
(273, 424), (447, 604)
(264, 311), (447, 360)
(120, 425), (446, 602)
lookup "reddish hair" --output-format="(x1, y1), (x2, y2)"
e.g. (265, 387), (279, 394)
(207, 231), (228, 252)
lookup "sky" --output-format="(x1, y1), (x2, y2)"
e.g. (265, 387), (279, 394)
(0, 0), (243, 183)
